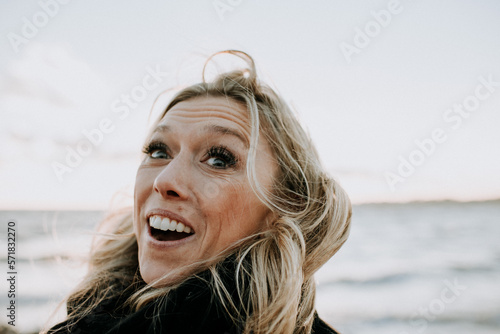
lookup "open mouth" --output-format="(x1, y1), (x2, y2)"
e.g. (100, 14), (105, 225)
(149, 215), (194, 242)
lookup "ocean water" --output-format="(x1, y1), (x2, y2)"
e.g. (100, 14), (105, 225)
(1, 201), (499, 334)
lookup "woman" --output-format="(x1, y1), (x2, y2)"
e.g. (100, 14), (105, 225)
(47, 50), (351, 334)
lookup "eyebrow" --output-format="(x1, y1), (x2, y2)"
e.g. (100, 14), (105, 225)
(153, 124), (248, 147)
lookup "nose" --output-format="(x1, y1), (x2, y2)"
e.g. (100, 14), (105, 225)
(153, 153), (190, 200)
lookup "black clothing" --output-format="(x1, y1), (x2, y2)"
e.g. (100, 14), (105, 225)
(49, 260), (338, 334)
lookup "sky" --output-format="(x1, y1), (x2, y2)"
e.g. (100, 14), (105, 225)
(1, 0), (499, 210)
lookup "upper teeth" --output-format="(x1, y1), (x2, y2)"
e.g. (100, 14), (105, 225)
(149, 215), (192, 234)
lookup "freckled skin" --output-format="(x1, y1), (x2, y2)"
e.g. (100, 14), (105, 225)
(134, 97), (277, 285)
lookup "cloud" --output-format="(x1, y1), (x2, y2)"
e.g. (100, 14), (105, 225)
(0, 42), (111, 145)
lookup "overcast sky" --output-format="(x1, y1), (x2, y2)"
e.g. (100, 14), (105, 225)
(1, 0), (499, 209)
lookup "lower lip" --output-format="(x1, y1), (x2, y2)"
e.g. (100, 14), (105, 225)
(145, 223), (196, 249)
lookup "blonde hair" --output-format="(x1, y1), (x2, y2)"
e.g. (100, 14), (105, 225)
(46, 51), (351, 334)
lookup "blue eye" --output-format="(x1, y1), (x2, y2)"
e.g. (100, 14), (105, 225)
(206, 146), (237, 169)
(142, 141), (170, 159)
(150, 150), (169, 159)
(207, 157), (227, 168)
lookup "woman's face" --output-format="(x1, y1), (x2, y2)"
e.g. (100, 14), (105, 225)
(134, 96), (277, 285)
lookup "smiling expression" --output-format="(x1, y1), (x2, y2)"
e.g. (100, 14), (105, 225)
(133, 96), (277, 285)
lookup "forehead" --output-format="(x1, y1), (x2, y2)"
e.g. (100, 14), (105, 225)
(159, 96), (250, 133)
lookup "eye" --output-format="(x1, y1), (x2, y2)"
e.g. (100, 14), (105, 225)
(207, 157), (227, 168)
(142, 141), (171, 159)
(205, 145), (238, 169)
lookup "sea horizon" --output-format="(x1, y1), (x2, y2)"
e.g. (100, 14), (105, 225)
(2, 197), (500, 212)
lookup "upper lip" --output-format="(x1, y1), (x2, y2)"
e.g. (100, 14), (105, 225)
(146, 209), (195, 233)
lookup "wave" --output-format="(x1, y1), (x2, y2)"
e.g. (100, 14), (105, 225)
(322, 272), (414, 286)
(355, 313), (500, 328)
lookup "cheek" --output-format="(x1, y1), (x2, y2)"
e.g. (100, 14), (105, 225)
(135, 167), (155, 203)
(202, 181), (266, 249)
(133, 169), (153, 233)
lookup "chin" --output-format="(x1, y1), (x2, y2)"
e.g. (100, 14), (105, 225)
(138, 255), (198, 287)
(140, 264), (181, 287)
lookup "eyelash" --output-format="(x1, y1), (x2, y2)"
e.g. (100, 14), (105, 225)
(142, 141), (238, 168)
